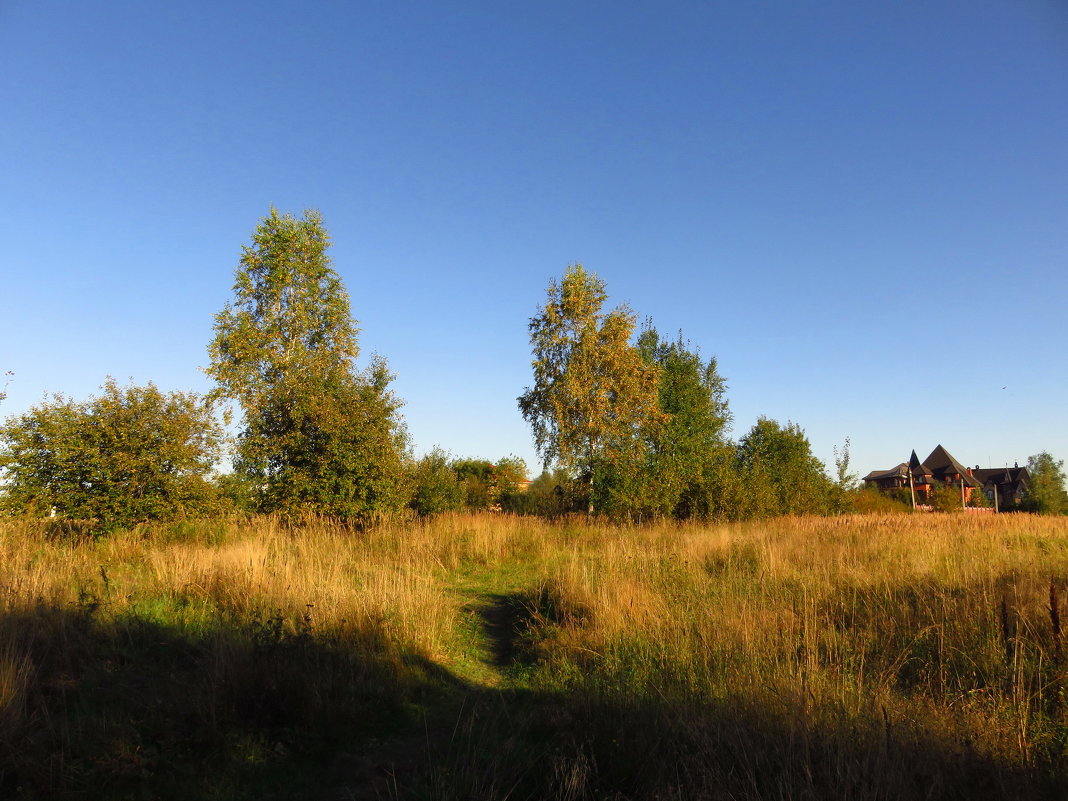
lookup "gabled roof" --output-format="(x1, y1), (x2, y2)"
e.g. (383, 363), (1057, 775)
(922, 444), (982, 487)
(973, 467), (1030, 487)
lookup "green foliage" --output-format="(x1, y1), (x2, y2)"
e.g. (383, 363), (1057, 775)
(451, 455), (529, 511)
(736, 417), (834, 517)
(501, 469), (576, 516)
(518, 265), (662, 512)
(452, 458), (496, 509)
(207, 209), (408, 523)
(851, 486), (913, 514)
(968, 485), (991, 508)
(832, 437), (858, 491)
(0, 378), (223, 528)
(927, 484), (965, 513)
(593, 325), (735, 519)
(1024, 451), (1068, 515)
(494, 455), (528, 498)
(213, 471), (260, 515)
(409, 448), (464, 516)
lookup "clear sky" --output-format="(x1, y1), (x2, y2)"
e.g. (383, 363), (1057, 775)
(2, 1), (1066, 479)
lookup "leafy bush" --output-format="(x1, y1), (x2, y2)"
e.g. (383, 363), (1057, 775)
(0, 379), (223, 529)
(928, 484), (965, 513)
(851, 487), (913, 514)
(409, 448), (464, 516)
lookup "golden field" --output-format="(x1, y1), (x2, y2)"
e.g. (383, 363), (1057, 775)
(2, 512), (1068, 799)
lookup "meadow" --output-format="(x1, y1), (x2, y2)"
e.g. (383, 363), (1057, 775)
(3, 511), (1068, 800)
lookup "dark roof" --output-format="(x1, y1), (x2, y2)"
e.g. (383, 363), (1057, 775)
(923, 445), (981, 487)
(863, 463), (908, 481)
(908, 450), (931, 478)
(973, 467), (1030, 486)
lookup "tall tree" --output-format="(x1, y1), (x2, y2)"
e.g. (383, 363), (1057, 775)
(1025, 451), (1067, 515)
(207, 209), (408, 522)
(628, 326), (733, 519)
(0, 379), (223, 528)
(518, 265), (662, 512)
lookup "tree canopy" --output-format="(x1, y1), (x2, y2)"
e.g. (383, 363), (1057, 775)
(517, 265), (662, 512)
(207, 208), (408, 522)
(1025, 451), (1067, 515)
(736, 417), (833, 518)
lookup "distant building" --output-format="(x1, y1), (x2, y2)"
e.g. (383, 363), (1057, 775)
(972, 465), (1030, 509)
(862, 445), (1028, 508)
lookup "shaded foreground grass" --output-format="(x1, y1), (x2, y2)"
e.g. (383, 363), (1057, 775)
(2, 512), (1068, 799)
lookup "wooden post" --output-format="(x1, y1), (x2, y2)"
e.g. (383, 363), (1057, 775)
(960, 476), (966, 509)
(908, 468), (916, 510)
(994, 483), (999, 513)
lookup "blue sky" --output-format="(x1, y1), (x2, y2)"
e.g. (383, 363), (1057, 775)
(2, 1), (1066, 479)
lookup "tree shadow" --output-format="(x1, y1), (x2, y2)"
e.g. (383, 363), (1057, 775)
(475, 586), (588, 671)
(2, 596), (1066, 801)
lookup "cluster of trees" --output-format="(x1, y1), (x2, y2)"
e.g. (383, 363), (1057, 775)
(1, 210), (411, 529)
(1, 220), (1065, 530)
(407, 450), (528, 516)
(0, 210), (534, 530)
(517, 265), (838, 520)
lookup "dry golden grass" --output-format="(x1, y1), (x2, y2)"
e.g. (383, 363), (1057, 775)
(2, 510), (1067, 799)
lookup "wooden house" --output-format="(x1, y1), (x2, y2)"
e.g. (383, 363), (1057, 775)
(863, 445), (983, 502)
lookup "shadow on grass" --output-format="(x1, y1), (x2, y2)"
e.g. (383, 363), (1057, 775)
(477, 585), (588, 671)
(2, 597), (1066, 801)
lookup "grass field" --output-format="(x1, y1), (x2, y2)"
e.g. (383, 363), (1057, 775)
(3, 511), (1068, 799)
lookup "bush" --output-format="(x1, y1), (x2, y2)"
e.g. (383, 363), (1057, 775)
(851, 487), (913, 514)
(409, 448), (464, 516)
(0, 379), (223, 530)
(501, 469), (576, 516)
(928, 485), (965, 513)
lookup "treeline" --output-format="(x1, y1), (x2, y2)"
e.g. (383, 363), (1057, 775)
(516, 264), (841, 520)
(1, 211), (1063, 531)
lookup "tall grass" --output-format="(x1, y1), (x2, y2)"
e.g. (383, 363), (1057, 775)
(1, 511), (1067, 799)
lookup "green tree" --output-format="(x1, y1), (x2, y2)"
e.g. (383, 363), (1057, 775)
(502, 468), (574, 516)
(1024, 451), (1067, 515)
(451, 458), (496, 510)
(928, 483), (965, 513)
(0, 379), (223, 528)
(829, 437), (859, 514)
(633, 326), (733, 519)
(517, 265), (662, 512)
(736, 417), (833, 518)
(409, 448), (464, 517)
(207, 208), (408, 522)
(449, 456), (528, 511)
(832, 437), (858, 491)
(494, 455), (528, 499)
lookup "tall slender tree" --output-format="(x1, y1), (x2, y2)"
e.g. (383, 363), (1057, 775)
(518, 265), (662, 512)
(207, 208), (407, 522)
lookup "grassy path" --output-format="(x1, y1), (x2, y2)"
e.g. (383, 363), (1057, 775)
(442, 565), (539, 689)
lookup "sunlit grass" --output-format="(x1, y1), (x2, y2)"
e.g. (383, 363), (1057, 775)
(2, 511), (1067, 799)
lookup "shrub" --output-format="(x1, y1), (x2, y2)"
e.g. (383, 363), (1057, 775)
(409, 448), (464, 516)
(0, 379), (223, 529)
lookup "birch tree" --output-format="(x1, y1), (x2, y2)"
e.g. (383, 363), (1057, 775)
(518, 264), (661, 512)
(207, 209), (407, 521)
